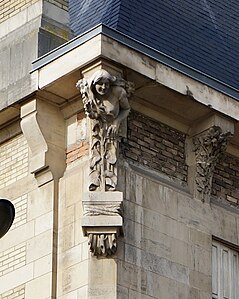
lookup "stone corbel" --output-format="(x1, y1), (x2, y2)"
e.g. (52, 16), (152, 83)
(82, 192), (123, 257)
(187, 114), (234, 202)
(20, 98), (65, 186)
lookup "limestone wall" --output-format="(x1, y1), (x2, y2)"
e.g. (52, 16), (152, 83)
(0, 0), (69, 112)
(56, 103), (239, 299)
(117, 162), (239, 299)
(0, 130), (58, 298)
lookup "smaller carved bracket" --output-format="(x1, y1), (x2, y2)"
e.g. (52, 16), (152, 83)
(192, 126), (232, 202)
(82, 192), (123, 257)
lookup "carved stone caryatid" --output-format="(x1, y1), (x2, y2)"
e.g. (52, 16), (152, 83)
(193, 126), (231, 202)
(76, 69), (134, 192)
(77, 68), (133, 258)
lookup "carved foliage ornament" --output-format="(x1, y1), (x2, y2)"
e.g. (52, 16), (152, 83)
(82, 198), (123, 256)
(193, 126), (231, 201)
(88, 233), (117, 256)
(76, 69), (134, 192)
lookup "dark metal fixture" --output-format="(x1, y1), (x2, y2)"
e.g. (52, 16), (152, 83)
(0, 199), (15, 239)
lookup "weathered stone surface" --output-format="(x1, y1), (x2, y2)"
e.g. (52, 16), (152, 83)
(77, 69), (133, 192)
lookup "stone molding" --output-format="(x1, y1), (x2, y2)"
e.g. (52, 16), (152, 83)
(82, 192), (123, 257)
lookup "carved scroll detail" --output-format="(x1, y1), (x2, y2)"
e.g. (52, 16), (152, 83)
(193, 126), (231, 201)
(76, 69), (134, 192)
(88, 233), (117, 256)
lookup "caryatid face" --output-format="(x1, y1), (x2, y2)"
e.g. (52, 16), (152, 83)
(95, 78), (110, 96)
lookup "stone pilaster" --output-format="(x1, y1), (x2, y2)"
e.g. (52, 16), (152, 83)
(20, 98), (65, 299)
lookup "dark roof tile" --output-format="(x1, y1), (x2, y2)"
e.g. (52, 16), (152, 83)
(69, 0), (239, 90)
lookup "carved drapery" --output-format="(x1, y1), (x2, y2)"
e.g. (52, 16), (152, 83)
(193, 126), (231, 202)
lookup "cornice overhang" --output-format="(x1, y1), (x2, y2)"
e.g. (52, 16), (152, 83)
(32, 24), (239, 104)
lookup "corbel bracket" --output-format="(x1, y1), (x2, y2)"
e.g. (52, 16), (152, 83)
(82, 192), (123, 257)
(20, 99), (65, 186)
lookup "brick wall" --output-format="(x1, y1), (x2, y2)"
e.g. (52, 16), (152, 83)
(0, 0), (68, 24)
(212, 153), (239, 207)
(11, 195), (28, 230)
(0, 0), (38, 23)
(0, 285), (25, 299)
(0, 134), (29, 190)
(0, 243), (26, 277)
(121, 110), (188, 184)
(66, 141), (89, 164)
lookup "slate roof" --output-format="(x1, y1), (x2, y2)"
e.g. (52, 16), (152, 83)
(69, 0), (239, 91)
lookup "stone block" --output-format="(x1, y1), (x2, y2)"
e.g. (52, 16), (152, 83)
(177, 283), (200, 299)
(82, 216), (123, 229)
(27, 1), (42, 22)
(146, 271), (178, 299)
(83, 191), (123, 203)
(0, 263), (34, 294)
(35, 211), (54, 236)
(27, 182), (54, 221)
(74, 218), (86, 246)
(77, 286), (88, 298)
(189, 270), (211, 293)
(25, 272), (52, 299)
(34, 254), (52, 279)
(26, 230), (53, 263)
(65, 170), (84, 207)
(62, 260), (88, 294)
(0, 221), (34, 252)
(141, 250), (189, 285)
(117, 285), (128, 299)
(189, 245), (211, 275)
(143, 207), (189, 243)
(128, 290), (152, 299)
(59, 222), (75, 252)
(58, 290), (78, 299)
(61, 244), (82, 270)
(189, 228), (211, 249)
(117, 261), (147, 293)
